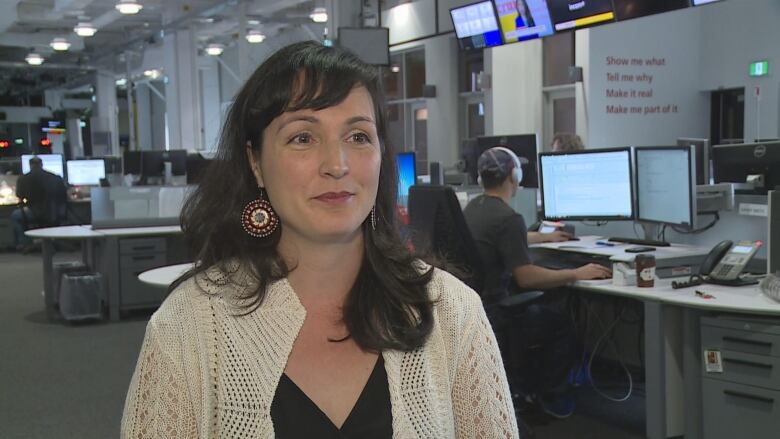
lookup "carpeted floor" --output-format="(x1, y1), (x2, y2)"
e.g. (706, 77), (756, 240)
(0, 251), (644, 439)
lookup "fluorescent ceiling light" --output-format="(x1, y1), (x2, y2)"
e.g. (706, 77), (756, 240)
(115, 78), (127, 86)
(25, 53), (44, 65)
(246, 30), (266, 43)
(310, 7), (328, 23)
(143, 69), (161, 79)
(116, 0), (143, 15)
(74, 22), (97, 37)
(205, 43), (224, 56)
(50, 37), (71, 51)
(247, 19), (260, 25)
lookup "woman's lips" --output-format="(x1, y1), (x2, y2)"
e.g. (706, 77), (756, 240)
(314, 191), (354, 204)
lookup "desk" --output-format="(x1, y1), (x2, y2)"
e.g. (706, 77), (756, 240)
(138, 263), (194, 287)
(536, 238), (780, 439)
(26, 224), (186, 321)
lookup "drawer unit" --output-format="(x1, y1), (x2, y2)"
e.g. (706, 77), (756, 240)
(702, 378), (780, 439)
(119, 237), (167, 255)
(702, 318), (780, 358)
(703, 350), (780, 390)
(119, 252), (168, 307)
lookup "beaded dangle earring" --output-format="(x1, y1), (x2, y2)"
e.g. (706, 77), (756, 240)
(241, 187), (279, 238)
(370, 205), (377, 230)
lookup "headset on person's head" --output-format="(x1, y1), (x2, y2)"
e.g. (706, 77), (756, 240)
(477, 145), (526, 188)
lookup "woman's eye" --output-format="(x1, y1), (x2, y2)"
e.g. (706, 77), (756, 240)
(290, 133), (312, 144)
(349, 132), (370, 144)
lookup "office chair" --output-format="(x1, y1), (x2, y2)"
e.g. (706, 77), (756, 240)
(407, 185), (545, 415)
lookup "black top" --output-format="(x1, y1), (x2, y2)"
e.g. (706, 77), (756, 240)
(270, 356), (392, 439)
(16, 169), (67, 223)
(463, 194), (532, 303)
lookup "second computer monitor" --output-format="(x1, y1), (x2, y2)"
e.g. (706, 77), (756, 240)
(21, 153), (64, 178)
(475, 134), (539, 188)
(66, 159), (106, 186)
(396, 151), (417, 205)
(676, 137), (710, 185)
(635, 146), (697, 229)
(539, 148), (634, 221)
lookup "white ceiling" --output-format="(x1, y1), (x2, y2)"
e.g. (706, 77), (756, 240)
(0, 0), (319, 99)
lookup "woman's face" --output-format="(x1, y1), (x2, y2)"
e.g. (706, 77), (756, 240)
(248, 86), (382, 245)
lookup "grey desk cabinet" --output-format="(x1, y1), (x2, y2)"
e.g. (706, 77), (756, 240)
(701, 316), (780, 439)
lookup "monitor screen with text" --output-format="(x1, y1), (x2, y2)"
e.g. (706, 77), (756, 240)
(540, 149), (633, 220)
(635, 147), (695, 227)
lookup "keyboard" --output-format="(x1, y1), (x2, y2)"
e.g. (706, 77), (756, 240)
(607, 237), (671, 247)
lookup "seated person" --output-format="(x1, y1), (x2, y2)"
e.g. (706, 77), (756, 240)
(463, 146), (611, 419)
(11, 156), (67, 251)
(551, 132), (585, 153)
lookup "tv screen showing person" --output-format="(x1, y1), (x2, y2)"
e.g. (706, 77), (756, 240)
(494, 0), (555, 42)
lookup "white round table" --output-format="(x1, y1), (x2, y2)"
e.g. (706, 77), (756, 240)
(138, 263), (194, 287)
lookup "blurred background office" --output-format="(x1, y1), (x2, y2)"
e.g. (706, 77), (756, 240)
(1, 0), (780, 438)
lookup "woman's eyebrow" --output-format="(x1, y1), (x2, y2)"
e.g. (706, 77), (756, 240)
(346, 115), (375, 125)
(276, 115), (319, 133)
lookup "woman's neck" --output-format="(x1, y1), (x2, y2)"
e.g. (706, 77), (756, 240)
(279, 230), (365, 305)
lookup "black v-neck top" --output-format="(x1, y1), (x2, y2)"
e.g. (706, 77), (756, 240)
(270, 356), (393, 438)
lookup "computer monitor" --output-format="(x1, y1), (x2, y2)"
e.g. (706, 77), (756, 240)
(712, 141), (780, 194)
(635, 146), (697, 229)
(123, 151), (142, 175)
(539, 147), (634, 221)
(21, 153), (64, 178)
(162, 150), (187, 176)
(396, 151), (417, 205)
(450, 1), (504, 50)
(493, 0), (555, 43)
(547, 0), (615, 31)
(612, 0), (689, 21)
(475, 134), (539, 188)
(676, 137), (710, 185)
(66, 159), (106, 186)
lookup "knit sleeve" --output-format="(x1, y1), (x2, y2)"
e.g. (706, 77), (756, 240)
(452, 295), (519, 438)
(121, 321), (199, 439)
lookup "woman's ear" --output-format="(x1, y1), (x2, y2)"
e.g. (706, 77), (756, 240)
(245, 141), (264, 187)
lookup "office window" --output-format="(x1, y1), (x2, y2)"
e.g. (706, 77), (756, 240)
(710, 88), (745, 145)
(405, 49), (426, 98)
(383, 53), (403, 101)
(459, 50), (485, 93)
(543, 32), (575, 87)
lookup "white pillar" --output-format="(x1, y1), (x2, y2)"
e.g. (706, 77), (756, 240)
(135, 83), (153, 150)
(163, 26), (203, 151)
(199, 56), (221, 153)
(92, 70), (120, 156)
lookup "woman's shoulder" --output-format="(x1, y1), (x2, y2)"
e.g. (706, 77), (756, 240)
(425, 265), (485, 330)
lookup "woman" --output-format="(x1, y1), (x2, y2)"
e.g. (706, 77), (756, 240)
(121, 41), (518, 438)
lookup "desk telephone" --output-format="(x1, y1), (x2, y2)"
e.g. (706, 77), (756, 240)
(672, 240), (762, 289)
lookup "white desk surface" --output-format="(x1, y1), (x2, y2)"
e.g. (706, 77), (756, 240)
(25, 224), (182, 239)
(25, 225), (103, 239)
(532, 235), (711, 262)
(576, 278), (780, 316)
(138, 263), (194, 287)
(89, 225), (182, 236)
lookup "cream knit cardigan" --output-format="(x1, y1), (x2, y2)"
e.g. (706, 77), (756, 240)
(121, 263), (519, 438)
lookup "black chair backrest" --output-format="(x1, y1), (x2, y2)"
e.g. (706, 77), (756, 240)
(408, 185), (485, 292)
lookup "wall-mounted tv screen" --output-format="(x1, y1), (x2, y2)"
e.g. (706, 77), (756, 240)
(547, 0), (616, 32)
(450, 1), (504, 50)
(613, 0), (689, 21)
(494, 0), (555, 43)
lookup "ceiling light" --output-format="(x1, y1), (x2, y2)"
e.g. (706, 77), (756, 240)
(74, 22), (97, 37)
(116, 0), (143, 15)
(247, 19), (260, 25)
(25, 53), (44, 65)
(390, 65), (400, 73)
(115, 78), (127, 86)
(50, 37), (71, 51)
(143, 69), (161, 79)
(310, 7), (328, 23)
(205, 43), (224, 56)
(246, 30), (265, 43)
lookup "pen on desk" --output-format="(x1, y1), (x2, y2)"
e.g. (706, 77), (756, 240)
(695, 290), (715, 299)
(595, 240), (615, 247)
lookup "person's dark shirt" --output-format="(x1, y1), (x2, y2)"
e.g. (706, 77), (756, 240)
(16, 168), (67, 223)
(463, 194), (531, 303)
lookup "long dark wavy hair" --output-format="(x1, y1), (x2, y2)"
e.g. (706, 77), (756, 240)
(171, 41), (434, 352)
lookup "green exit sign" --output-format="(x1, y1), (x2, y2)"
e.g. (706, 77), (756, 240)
(750, 60), (769, 77)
